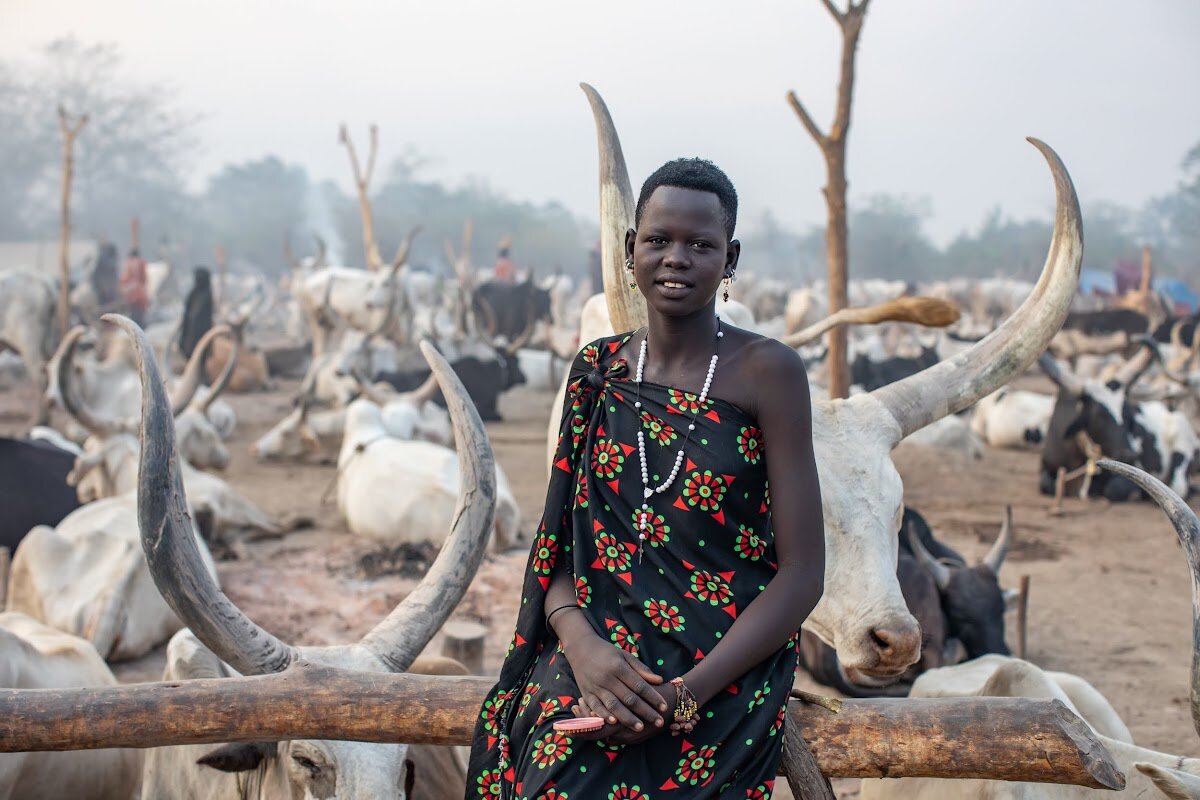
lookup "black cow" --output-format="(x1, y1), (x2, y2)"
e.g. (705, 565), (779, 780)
(0, 437), (81, 550)
(374, 351), (525, 422)
(850, 347), (939, 392)
(1061, 308), (1149, 337)
(473, 277), (552, 344)
(799, 507), (1012, 696)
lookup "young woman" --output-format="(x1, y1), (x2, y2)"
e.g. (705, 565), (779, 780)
(467, 159), (825, 799)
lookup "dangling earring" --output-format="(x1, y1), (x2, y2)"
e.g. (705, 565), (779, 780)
(722, 277), (731, 303)
(625, 257), (636, 290)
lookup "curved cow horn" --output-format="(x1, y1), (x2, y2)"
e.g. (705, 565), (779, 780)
(350, 368), (392, 406)
(1114, 335), (1159, 387)
(197, 330), (239, 415)
(56, 326), (135, 438)
(169, 324), (232, 414)
(782, 296), (960, 349)
(105, 313), (297, 676)
(355, 340), (497, 672)
(581, 83), (647, 335)
(1038, 352), (1086, 397)
(904, 518), (951, 591)
(389, 225), (422, 273)
(313, 234), (328, 266)
(868, 139), (1083, 442)
(982, 505), (1014, 574)
(1097, 459), (1200, 739)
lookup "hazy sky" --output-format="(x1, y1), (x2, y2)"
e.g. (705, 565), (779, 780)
(3, 0), (1198, 244)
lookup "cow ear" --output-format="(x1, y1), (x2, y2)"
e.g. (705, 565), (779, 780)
(404, 756), (417, 797)
(1135, 762), (1200, 799)
(198, 742), (275, 772)
(1002, 587), (1021, 612)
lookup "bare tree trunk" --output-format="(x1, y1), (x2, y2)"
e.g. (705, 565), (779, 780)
(130, 217), (140, 253)
(339, 124), (383, 271)
(788, 0), (871, 399)
(57, 107), (89, 339)
(213, 243), (227, 312)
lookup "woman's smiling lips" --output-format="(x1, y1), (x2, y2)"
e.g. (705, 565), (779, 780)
(654, 275), (693, 298)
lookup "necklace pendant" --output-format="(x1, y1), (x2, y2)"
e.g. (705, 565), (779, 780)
(643, 486), (654, 500)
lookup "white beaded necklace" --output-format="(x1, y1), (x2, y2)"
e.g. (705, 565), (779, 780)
(632, 318), (723, 560)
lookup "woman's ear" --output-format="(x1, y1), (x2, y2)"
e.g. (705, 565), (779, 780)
(624, 228), (637, 263)
(725, 239), (742, 277)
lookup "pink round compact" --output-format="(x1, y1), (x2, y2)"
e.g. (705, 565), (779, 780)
(553, 716), (605, 734)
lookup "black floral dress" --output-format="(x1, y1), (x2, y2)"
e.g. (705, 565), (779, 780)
(466, 334), (799, 800)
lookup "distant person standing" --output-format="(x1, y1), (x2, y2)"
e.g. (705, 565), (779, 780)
(179, 267), (214, 359)
(493, 236), (516, 283)
(92, 242), (120, 312)
(119, 247), (150, 327)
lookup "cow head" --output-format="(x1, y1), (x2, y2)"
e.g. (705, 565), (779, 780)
(581, 83), (1083, 681)
(116, 314), (493, 800)
(904, 507), (1013, 660)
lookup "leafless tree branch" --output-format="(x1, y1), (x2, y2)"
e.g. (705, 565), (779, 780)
(786, 91), (827, 148)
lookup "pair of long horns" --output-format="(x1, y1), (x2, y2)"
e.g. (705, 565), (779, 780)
(905, 507), (1013, 590)
(112, 312), (496, 677)
(1040, 336), (1160, 398)
(583, 83), (1083, 442)
(56, 323), (236, 439)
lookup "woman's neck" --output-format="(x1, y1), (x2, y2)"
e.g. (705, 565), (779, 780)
(643, 306), (720, 380)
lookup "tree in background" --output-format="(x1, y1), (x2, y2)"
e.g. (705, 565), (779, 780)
(202, 156), (309, 273)
(787, 0), (872, 399)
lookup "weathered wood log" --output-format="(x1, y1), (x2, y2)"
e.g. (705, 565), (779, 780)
(441, 620), (487, 675)
(0, 546), (9, 612)
(0, 662), (1124, 789)
(782, 713), (836, 799)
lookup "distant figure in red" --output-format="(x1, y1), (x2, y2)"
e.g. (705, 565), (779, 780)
(493, 240), (516, 283)
(119, 247), (150, 327)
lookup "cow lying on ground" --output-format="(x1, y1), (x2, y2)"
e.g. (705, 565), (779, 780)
(0, 612), (141, 798)
(0, 437), (80, 551)
(0, 269), (57, 425)
(970, 387), (1056, 449)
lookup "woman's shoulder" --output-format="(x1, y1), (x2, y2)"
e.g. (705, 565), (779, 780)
(572, 332), (636, 366)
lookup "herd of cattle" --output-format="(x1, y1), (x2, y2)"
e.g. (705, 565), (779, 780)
(0, 93), (1198, 797)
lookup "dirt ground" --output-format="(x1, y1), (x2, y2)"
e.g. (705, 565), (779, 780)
(3, 371), (1197, 797)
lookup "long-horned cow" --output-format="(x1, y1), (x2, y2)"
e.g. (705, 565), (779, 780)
(108, 315), (497, 799)
(571, 83), (1083, 682)
(0, 270), (58, 425)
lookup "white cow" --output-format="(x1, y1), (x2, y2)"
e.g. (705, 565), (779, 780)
(337, 396), (520, 550)
(6, 492), (219, 661)
(0, 269), (57, 424)
(859, 657), (1200, 799)
(0, 612), (142, 799)
(970, 388), (1056, 449)
(569, 84), (1082, 682)
(118, 318), (493, 800)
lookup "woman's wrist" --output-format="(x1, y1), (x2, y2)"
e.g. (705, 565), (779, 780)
(550, 607), (597, 654)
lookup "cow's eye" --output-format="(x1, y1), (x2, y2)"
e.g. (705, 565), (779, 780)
(293, 755), (321, 778)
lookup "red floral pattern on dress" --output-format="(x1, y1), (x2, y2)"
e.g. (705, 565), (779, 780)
(639, 411), (677, 446)
(608, 784), (650, 800)
(575, 575), (592, 607)
(668, 388), (711, 415)
(532, 532), (557, 576)
(737, 426), (764, 464)
(573, 469), (589, 510)
(519, 681), (542, 714)
(608, 622), (640, 656)
(536, 697), (564, 726)
(769, 705), (786, 737)
(479, 690), (513, 739)
(531, 731), (573, 769)
(690, 570), (733, 607)
(475, 766), (503, 796)
(683, 469), (727, 513)
(594, 529), (631, 574)
(735, 524), (766, 561)
(747, 684), (771, 713)
(642, 598), (685, 633)
(747, 784), (773, 799)
(628, 506), (670, 547)
(591, 438), (625, 480)
(675, 743), (719, 786)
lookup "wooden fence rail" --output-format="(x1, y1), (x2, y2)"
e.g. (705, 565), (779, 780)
(0, 661), (1123, 790)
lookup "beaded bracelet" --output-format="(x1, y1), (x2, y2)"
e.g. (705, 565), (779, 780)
(669, 677), (699, 724)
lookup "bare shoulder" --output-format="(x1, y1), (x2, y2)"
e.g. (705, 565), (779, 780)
(717, 327), (810, 417)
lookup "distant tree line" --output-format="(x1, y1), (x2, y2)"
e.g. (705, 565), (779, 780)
(2, 38), (1195, 286)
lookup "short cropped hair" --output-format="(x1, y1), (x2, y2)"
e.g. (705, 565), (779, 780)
(635, 158), (738, 239)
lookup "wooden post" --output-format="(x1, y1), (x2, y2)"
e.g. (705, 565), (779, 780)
(213, 244), (228, 312)
(441, 620), (487, 675)
(787, 0), (872, 400)
(1016, 574), (1032, 660)
(782, 715), (836, 798)
(0, 664), (1124, 789)
(0, 547), (9, 612)
(57, 107), (90, 339)
(339, 123), (383, 271)
(130, 217), (140, 253)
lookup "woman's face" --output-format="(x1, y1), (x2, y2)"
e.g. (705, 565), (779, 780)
(625, 186), (740, 319)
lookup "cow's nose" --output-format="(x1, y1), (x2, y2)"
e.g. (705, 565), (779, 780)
(868, 624), (922, 665)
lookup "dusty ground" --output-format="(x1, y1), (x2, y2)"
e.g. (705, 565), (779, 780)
(3, 371), (1197, 797)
